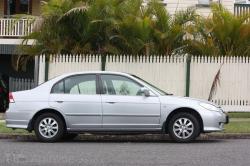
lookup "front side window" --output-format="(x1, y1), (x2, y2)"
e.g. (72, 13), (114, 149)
(51, 75), (97, 95)
(131, 74), (169, 95)
(100, 75), (143, 96)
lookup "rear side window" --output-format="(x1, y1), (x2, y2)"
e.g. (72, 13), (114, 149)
(51, 80), (64, 93)
(51, 74), (97, 95)
(64, 75), (96, 94)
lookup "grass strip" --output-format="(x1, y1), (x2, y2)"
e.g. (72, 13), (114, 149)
(223, 121), (250, 133)
(228, 112), (250, 118)
(0, 122), (30, 134)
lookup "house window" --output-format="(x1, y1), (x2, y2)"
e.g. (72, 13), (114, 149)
(197, 0), (213, 7)
(235, 0), (250, 4)
(5, 0), (32, 15)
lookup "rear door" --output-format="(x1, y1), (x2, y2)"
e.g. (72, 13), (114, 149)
(49, 74), (102, 130)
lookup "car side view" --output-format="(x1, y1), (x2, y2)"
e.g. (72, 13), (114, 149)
(5, 71), (229, 142)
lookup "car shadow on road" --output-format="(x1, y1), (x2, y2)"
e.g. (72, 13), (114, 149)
(6, 137), (225, 144)
(61, 139), (225, 144)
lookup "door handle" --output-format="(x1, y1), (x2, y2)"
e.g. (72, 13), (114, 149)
(106, 102), (116, 104)
(56, 101), (64, 103)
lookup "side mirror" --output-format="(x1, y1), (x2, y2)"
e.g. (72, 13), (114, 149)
(139, 87), (150, 97)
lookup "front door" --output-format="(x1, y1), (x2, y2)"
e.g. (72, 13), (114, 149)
(49, 74), (102, 130)
(100, 74), (161, 131)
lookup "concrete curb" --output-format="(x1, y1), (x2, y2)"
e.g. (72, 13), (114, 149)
(0, 133), (250, 142)
(0, 113), (4, 121)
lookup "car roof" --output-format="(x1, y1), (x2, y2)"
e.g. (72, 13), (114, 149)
(59, 71), (131, 77)
(37, 71), (134, 90)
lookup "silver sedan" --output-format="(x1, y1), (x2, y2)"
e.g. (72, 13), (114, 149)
(6, 71), (229, 142)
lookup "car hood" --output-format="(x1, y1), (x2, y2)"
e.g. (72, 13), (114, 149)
(159, 95), (220, 109)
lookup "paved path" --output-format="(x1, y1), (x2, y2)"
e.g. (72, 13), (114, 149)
(0, 139), (249, 166)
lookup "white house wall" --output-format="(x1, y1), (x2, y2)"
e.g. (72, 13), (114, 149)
(166, 0), (235, 17)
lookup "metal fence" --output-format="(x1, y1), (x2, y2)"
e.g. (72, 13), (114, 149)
(234, 4), (250, 17)
(9, 77), (35, 92)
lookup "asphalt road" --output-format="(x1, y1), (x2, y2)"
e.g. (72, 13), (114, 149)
(0, 139), (249, 166)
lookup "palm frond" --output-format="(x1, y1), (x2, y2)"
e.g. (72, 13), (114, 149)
(208, 63), (223, 101)
(57, 6), (89, 22)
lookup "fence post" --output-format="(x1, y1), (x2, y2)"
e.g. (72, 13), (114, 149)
(45, 56), (49, 81)
(101, 54), (106, 71)
(185, 55), (191, 97)
(34, 56), (39, 86)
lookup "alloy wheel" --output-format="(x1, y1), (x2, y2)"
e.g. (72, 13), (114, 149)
(38, 117), (59, 139)
(173, 117), (194, 139)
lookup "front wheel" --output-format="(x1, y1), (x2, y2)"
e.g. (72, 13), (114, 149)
(168, 112), (200, 143)
(34, 113), (65, 142)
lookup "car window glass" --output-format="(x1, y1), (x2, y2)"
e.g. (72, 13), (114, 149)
(102, 80), (108, 94)
(65, 75), (96, 95)
(51, 80), (64, 94)
(101, 75), (142, 96)
(70, 81), (96, 94)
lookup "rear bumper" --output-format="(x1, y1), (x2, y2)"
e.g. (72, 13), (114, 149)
(5, 120), (29, 129)
(5, 108), (31, 129)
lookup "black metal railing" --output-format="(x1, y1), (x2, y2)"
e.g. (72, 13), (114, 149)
(234, 4), (250, 16)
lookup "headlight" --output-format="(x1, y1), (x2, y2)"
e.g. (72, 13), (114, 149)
(199, 102), (219, 112)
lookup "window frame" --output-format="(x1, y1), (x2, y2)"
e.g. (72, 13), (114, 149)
(98, 74), (144, 96)
(50, 74), (100, 95)
(4, 0), (32, 15)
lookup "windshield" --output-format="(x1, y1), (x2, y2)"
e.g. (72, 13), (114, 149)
(131, 74), (171, 96)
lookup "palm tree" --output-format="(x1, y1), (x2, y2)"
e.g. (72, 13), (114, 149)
(21, 0), (83, 55)
(185, 3), (250, 56)
(185, 3), (250, 100)
(108, 0), (155, 55)
(149, 3), (197, 55)
(21, 0), (196, 56)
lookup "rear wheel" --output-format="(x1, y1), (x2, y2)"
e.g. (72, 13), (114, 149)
(168, 112), (200, 143)
(34, 113), (65, 142)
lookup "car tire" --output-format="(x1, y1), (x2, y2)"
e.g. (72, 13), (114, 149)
(62, 133), (78, 141)
(34, 113), (65, 142)
(168, 112), (200, 143)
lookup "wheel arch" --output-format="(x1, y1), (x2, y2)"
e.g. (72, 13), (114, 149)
(27, 108), (67, 132)
(164, 107), (204, 133)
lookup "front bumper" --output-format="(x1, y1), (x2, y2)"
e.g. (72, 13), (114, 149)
(225, 115), (229, 124)
(202, 110), (229, 133)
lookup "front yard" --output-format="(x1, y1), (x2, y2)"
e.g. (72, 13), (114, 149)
(223, 118), (250, 133)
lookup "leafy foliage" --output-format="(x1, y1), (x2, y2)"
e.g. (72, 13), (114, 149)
(185, 3), (250, 56)
(20, 2), (250, 56)
(21, 0), (196, 56)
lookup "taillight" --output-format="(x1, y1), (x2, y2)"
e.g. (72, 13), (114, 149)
(9, 92), (15, 103)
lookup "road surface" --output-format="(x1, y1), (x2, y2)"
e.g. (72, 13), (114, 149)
(0, 138), (249, 166)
